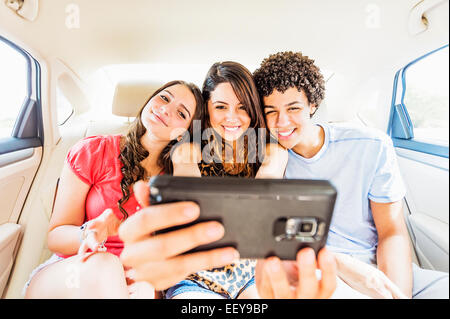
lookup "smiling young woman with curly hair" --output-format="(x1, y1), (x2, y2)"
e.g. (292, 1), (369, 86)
(23, 80), (215, 298)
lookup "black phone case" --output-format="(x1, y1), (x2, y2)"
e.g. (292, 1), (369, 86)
(150, 175), (336, 260)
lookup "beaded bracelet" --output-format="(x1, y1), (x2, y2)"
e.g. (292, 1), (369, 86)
(79, 222), (89, 243)
(79, 222), (107, 251)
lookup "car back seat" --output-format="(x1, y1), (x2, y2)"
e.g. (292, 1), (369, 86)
(85, 80), (163, 137)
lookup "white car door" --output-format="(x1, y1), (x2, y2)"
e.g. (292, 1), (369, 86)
(388, 45), (449, 272)
(0, 35), (43, 297)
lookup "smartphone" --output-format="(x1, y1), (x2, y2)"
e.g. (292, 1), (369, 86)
(149, 175), (336, 260)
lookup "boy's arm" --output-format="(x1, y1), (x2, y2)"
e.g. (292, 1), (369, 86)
(371, 200), (413, 298)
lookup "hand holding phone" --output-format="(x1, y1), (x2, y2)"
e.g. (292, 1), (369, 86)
(255, 247), (337, 299)
(118, 181), (240, 291)
(150, 176), (337, 260)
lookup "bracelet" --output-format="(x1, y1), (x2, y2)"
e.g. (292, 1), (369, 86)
(98, 240), (107, 252)
(79, 222), (107, 251)
(79, 222), (89, 243)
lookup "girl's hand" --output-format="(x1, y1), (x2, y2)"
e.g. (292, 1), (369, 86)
(78, 208), (121, 261)
(118, 180), (239, 291)
(255, 248), (337, 299)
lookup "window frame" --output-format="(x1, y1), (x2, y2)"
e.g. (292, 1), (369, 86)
(388, 44), (449, 159)
(0, 35), (43, 155)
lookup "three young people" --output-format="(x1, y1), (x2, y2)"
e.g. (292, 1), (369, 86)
(25, 50), (448, 299)
(24, 59), (336, 299)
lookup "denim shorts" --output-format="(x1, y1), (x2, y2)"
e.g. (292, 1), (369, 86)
(165, 277), (256, 299)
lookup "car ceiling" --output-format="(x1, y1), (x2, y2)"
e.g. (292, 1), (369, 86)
(0, 0), (446, 76)
(0, 0), (448, 127)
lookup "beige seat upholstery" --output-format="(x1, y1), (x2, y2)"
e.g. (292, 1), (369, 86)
(85, 80), (164, 137)
(112, 81), (163, 117)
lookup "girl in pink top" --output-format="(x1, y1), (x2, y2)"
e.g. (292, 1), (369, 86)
(24, 80), (236, 298)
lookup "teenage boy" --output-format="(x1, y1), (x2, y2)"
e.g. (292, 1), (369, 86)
(253, 51), (449, 299)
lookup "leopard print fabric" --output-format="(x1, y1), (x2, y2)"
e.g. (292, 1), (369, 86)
(185, 160), (258, 298)
(198, 161), (255, 178)
(187, 260), (257, 299)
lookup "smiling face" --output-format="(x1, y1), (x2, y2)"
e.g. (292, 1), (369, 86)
(207, 82), (252, 141)
(140, 84), (197, 141)
(263, 87), (317, 149)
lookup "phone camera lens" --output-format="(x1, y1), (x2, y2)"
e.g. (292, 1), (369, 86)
(273, 217), (318, 242)
(300, 222), (313, 233)
(298, 219), (317, 236)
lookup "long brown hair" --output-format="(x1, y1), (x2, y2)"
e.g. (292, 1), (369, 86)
(118, 80), (203, 219)
(202, 61), (265, 176)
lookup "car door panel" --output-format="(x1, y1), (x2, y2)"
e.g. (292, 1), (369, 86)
(0, 34), (43, 297)
(388, 44), (449, 273)
(396, 148), (449, 272)
(0, 147), (42, 224)
(0, 146), (41, 297)
(0, 223), (22, 297)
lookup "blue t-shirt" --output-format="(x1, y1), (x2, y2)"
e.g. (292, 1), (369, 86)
(284, 123), (406, 258)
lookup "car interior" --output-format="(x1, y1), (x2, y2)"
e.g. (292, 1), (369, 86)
(0, 0), (448, 298)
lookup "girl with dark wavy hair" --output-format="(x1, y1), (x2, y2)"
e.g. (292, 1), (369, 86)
(167, 62), (288, 299)
(25, 80), (204, 298)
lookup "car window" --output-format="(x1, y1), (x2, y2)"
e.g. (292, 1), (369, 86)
(404, 46), (449, 145)
(0, 38), (29, 138)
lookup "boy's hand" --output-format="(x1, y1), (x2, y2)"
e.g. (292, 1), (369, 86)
(256, 248), (337, 299)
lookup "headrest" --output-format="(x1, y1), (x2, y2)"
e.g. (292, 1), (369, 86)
(112, 81), (163, 117)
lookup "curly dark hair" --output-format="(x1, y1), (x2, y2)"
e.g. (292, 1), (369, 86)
(253, 51), (325, 108)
